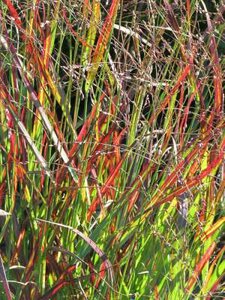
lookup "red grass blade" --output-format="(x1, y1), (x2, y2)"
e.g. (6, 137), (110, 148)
(62, 7), (93, 48)
(202, 217), (225, 242)
(148, 64), (191, 126)
(85, 0), (120, 91)
(205, 274), (225, 300)
(201, 1), (223, 117)
(2, 0), (23, 30)
(186, 242), (216, 291)
(87, 153), (127, 220)
(143, 129), (225, 215)
(39, 281), (70, 300)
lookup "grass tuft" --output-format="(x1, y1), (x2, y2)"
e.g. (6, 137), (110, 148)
(0, 0), (224, 299)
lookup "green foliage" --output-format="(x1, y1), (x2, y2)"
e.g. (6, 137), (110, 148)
(0, 0), (224, 299)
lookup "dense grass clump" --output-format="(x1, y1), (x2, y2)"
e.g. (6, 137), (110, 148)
(0, 0), (224, 299)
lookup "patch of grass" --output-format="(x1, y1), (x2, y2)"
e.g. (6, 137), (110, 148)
(0, 0), (224, 299)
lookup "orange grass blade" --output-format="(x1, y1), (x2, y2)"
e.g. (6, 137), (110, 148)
(0, 88), (53, 181)
(202, 245), (225, 294)
(148, 65), (191, 126)
(0, 34), (78, 183)
(202, 217), (225, 242)
(85, 0), (120, 91)
(142, 132), (225, 216)
(152, 143), (225, 209)
(186, 242), (216, 292)
(87, 153), (127, 220)
(69, 93), (106, 159)
(80, 0), (101, 71)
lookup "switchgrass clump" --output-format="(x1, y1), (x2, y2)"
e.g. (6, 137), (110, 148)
(0, 0), (224, 299)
